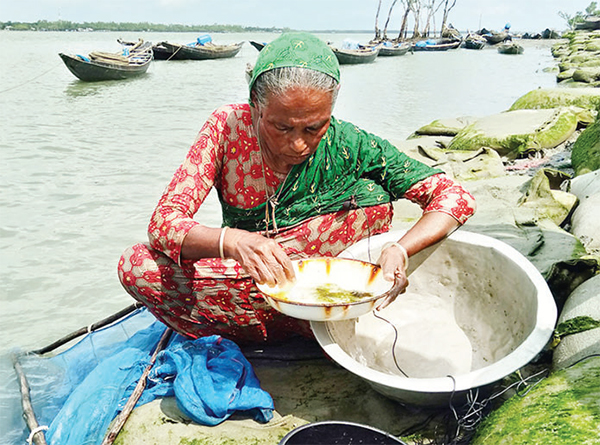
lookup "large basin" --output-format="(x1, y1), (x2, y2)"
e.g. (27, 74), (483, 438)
(311, 230), (557, 406)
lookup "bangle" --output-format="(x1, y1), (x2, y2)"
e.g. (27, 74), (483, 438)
(382, 242), (409, 272)
(219, 227), (228, 259)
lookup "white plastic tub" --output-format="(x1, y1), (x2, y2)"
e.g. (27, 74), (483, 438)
(311, 230), (557, 406)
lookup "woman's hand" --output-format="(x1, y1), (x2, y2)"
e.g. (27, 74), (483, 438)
(376, 243), (409, 309)
(225, 228), (295, 286)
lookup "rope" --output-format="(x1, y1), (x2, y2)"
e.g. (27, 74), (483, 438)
(0, 63), (62, 95)
(27, 426), (49, 445)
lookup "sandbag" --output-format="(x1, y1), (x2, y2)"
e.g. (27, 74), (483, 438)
(509, 87), (600, 113)
(571, 120), (600, 176)
(412, 116), (477, 137)
(553, 274), (600, 370)
(517, 169), (578, 227)
(447, 108), (579, 157)
(569, 170), (600, 254)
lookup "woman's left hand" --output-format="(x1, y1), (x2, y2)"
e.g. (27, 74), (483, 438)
(376, 244), (409, 310)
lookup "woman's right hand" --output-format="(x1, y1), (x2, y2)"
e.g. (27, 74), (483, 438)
(225, 228), (295, 286)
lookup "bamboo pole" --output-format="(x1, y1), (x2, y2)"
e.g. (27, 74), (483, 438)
(100, 327), (173, 445)
(31, 303), (142, 356)
(11, 354), (48, 445)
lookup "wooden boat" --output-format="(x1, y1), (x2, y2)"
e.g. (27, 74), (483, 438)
(483, 31), (509, 45)
(152, 42), (177, 60)
(378, 42), (410, 56)
(250, 40), (266, 52)
(329, 45), (380, 64)
(158, 40), (243, 60)
(59, 39), (152, 81)
(497, 42), (524, 54)
(412, 39), (461, 52)
(464, 33), (486, 50)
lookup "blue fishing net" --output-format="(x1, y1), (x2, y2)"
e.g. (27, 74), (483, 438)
(0, 308), (273, 445)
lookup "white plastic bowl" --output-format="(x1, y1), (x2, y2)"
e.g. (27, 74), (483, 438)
(311, 230), (557, 406)
(257, 257), (401, 321)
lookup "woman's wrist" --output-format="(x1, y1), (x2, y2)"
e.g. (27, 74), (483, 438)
(382, 242), (409, 272)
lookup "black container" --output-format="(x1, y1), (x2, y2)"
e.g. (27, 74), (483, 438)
(279, 421), (407, 445)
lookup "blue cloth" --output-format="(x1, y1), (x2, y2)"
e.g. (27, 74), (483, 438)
(148, 336), (274, 425)
(39, 311), (273, 445)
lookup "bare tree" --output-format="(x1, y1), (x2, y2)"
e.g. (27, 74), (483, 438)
(411, 0), (422, 39)
(374, 0), (383, 41)
(396, 0), (413, 41)
(382, 0), (400, 40)
(440, 0), (457, 33)
(422, 0), (444, 37)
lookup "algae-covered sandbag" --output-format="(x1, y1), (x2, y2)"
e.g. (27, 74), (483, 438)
(553, 274), (600, 370)
(569, 170), (600, 254)
(470, 356), (600, 445)
(391, 136), (454, 167)
(447, 109), (579, 157)
(509, 88), (600, 113)
(571, 119), (600, 176)
(517, 169), (578, 226)
(413, 116), (477, 137)
(573, 66), (600, 83)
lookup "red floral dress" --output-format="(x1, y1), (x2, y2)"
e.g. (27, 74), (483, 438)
(118, 104), (476, 344)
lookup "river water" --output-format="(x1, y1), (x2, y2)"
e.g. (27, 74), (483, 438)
(0, 31), (558, 357)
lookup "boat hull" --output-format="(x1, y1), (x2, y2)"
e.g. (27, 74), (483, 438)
(332, 47), (379, 64)
(378, 44), (410, 56)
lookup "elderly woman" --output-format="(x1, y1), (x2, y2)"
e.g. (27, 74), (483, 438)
(118, 32), (476, 344)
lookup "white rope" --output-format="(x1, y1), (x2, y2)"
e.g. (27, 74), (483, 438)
(26, 425), (48, 445)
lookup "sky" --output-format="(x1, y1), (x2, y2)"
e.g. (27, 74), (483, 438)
(0, 0), (595, 33)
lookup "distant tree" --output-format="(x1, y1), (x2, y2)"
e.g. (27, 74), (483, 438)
(374, 0), (383, 40)
(411, 0), (422, 39)
(559, 1), (600, 30)
(439, 0), (457, 33)
(382, 0), (400, 39)
(396, 0), (412, 41)
(585, 1), (599, 15)
(422, 0), (443, 37)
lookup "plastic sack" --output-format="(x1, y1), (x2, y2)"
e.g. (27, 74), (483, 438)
(197, 34), (212, 45)
(342, 39), (359, 50)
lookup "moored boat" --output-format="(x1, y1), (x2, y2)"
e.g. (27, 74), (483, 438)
(59, 39), (153, 82)
(250, 40), (266, 52)
(158, 35), (244, 60)
(159, 41), (243, 60)
(483, 31), (509, 45)
(152, 42), (177, 60)
(464, 33), (486, 50)
(412, 39), (461, 52)
(329, 45), (380, 64)
(497, 42), (524, 54)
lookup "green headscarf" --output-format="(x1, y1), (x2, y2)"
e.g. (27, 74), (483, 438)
(248, 32), (340, 96)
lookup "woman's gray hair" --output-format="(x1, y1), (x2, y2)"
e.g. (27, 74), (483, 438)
(250, 66), (339, 109)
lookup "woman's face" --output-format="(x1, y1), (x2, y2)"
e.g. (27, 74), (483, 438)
(254, 86), (334, 174)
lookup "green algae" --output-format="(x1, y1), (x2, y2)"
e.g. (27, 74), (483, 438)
(553, 315), (600, 346)
(471, 357), (600, 445)
(571, 118), (600, 176)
